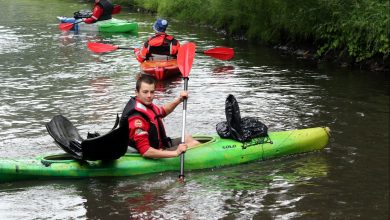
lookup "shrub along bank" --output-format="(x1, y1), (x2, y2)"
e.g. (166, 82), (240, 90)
(116, 0), (389, 71)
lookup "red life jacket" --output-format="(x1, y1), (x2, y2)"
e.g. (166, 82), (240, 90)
(120, 97), (171, 149)
(96, 0), (113, 21)
(84, 0), (113, 23)
(144, 33), (179, 59)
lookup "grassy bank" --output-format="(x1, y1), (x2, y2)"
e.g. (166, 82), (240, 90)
(117, 0), (389, 71)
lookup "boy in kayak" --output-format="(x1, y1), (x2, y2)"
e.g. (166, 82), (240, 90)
(120, 75), (200, 158)
(134, 18), (180, 62)
(83, 0), (113, 24)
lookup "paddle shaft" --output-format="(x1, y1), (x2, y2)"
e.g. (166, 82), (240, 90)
(74, 20), (84, 25)
(118, 47), (134, 50)
(179, 77), (189, 180)
(87, 42), (233, 60)
(94, 47), (205, 53)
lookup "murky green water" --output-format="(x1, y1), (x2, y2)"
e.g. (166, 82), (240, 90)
(0, 0), (389, 219)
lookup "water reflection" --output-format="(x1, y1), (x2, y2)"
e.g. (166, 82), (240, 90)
(212, 65), (235, 74)
(0, 154), (327, 219)
(186, 155), (329, 219)
(58, 30), (101, 47)
(0, 26), (33, 54)
(98, 31), (139, 39)
(0, 182), (86, 219)
(46, 154), (327, 219)
(1, 154), (327, 219)
(154, 76), (183, 93)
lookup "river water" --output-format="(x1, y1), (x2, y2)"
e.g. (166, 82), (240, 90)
(0, 0), (389, 219)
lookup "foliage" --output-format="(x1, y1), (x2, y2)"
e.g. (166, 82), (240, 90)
(315, 0), (389, 62)
(131, 0), (390, 63)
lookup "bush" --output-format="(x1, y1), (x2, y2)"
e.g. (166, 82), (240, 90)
(132, 0), (390, 64)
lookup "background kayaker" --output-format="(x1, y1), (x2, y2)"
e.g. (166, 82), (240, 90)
(83, 0), (113, 24)
(134, 18), (181, 62)
(120, 75), (200, 158)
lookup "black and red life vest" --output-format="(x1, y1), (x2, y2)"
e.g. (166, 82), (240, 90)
(120, 97), (171, 149)
(96, 0), (113, 21)
(144, 33), (179, 59)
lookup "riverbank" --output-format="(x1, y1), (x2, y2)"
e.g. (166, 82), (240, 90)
(274, 43), (389, 72)
(116, 0), (389, 72)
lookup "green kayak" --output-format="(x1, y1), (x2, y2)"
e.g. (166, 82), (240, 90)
(57, 17), (138, 33)
(96, 19), (138, 33)
(0, 127), (330, 183)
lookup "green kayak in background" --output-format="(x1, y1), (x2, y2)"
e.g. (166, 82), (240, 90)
(0, 127), (330, 183)
(57, 17), (138, 33)
(96, 18), (138, 33)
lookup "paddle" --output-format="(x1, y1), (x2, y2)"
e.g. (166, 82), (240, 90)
(58, 5), (122, 31)
(176, 42), (196, 182)
(87, 42), (133, 53)
(201, 47), (234, 60)
(87, 42), (234, 60)
(59, 20), (84, 31)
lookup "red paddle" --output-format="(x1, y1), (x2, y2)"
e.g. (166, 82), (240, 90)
(58, 20), (83, 31)
(58, 5), (122, 32)
(87, 42), (234, 60)
(201, 47), (234, 60)
(87, 42), (133, 53)
(177, 42), (196, 77)
(176, 42), (196, 182)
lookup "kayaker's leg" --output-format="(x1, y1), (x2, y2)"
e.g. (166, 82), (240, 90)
(166, 136), (200, 150)
(185, 135), (201, 147)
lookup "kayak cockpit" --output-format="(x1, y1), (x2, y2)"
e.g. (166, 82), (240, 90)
(189, 135), (217, 149)
(193, 135), (216, 144)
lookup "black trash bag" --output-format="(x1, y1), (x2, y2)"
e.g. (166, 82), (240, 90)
(216, 121), (230, 138)
(216, 117), (268, 142)
(46, 115), (129, 161)
(73, 10), (93, 19)
(240, 117), (268, 141)
(225, 94), (244, 141)
(216, 94), (270, 142)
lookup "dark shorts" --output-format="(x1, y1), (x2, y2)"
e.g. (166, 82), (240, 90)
(167, 137), (181, 150)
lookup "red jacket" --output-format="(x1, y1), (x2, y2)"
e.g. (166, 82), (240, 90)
(84, 0), (113, 24)
(120, 97), (170, 155)
(135, 33), (180, 63)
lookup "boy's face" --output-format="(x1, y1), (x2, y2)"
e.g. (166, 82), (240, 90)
(136, 82), (155, 105)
